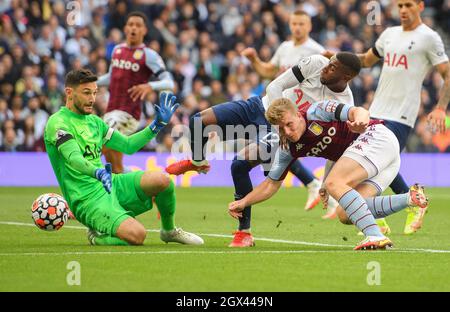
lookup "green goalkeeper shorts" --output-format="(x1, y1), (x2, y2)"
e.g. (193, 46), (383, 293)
(75, 170), (153, 236)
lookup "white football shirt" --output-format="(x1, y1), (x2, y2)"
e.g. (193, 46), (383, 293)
(262, 55), (354, 110)
(270, 38), (325, 70)
(370, 24), (449, 127)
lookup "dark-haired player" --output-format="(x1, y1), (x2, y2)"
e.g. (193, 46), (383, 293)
(325, 0), (449, 234)
(44, 69), (202, 246)
(97, 12), (174, 173)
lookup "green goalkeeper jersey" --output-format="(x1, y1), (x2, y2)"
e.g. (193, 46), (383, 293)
(44, 106), (156, 211)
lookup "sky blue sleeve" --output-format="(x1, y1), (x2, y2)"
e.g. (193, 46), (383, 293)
(144, 48), (174, 91)
(97, 45), (120, 86)
(306, 100), (352, 122)
(267, 148), (295, 181)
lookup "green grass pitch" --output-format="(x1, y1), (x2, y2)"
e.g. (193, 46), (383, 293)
(0, 186), (449, 291)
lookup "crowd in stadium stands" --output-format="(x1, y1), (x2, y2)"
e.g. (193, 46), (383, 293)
(0, 0), (449, 153)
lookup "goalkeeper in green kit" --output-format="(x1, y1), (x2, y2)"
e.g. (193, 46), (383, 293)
(44, 69), (204, 246)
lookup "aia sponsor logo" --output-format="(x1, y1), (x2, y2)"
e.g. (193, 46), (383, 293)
(384, 52), (408, 69)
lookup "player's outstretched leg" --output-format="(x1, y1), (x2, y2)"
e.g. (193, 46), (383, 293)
(325, 157), (392, 250)
(88, 218), (147, 246)
(229, 157), (256, 247)
(88, 228), (130, 246)
(352, 184), (427, 248)
(166, 111), (213, 175)
(364, 183), (428, 218)
(150, 176), (203, 245)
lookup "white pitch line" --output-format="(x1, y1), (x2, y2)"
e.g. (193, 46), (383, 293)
(0, 250), (354, 256)
(0, 221), (350, 248)
(1, 221), (449, 254)
(0, 249), (449, 257)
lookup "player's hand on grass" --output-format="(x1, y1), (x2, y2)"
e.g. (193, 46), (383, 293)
(128, 83), (153, 102)
(149, 92), (180, 133)
(427, 107), (446, 133)
(95, 163), (112, 194)
(228, 200), (246, 219)
(319, 188), (329, 210)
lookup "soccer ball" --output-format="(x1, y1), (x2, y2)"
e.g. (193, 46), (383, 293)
(31, 193), (69, 231)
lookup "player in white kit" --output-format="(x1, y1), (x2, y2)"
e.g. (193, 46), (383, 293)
(355, 0), (450, 234)
(241, 10), (325, 78)
(240, 10), (335, 216)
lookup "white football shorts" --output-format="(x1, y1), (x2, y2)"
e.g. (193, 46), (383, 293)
(103, 110), (139, 136)
(342, 123), (400, 194)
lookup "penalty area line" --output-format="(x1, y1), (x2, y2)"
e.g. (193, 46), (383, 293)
(1, 221), (449, 254)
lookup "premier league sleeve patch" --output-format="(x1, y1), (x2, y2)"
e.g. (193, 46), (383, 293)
(55, 129), (73, 148)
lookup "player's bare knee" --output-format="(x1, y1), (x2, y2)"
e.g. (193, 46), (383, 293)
(324, 178), (338, 196)
(133, 227), (147, 245)
(199, 108), (217, 125)
(125, 225), (146, 245)
(154, 172), (170, 192)
(141, 172), (170, 194)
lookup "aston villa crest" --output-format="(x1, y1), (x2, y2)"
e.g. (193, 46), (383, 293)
(133, 50), (144, 60)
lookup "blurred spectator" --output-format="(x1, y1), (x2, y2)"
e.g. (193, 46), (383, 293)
(0, 127), (25, 151)
(0, 0), (448, 153)
(0, 97), (13, 125)
(206, 80), (228, 106)
(43, 74), (64, 114)
(21, 96), (48, 140)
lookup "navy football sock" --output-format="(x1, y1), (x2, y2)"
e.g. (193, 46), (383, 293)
(289, 160), (315, 186)
(231, 158), (253, 231)
(190, 113), (209, 162)
(389, 173), (410, 194)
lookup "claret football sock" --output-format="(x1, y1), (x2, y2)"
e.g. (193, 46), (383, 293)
(155, 180), (176, 231)
(338, 189), (383, 237)
(365, 193), (409, 218)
